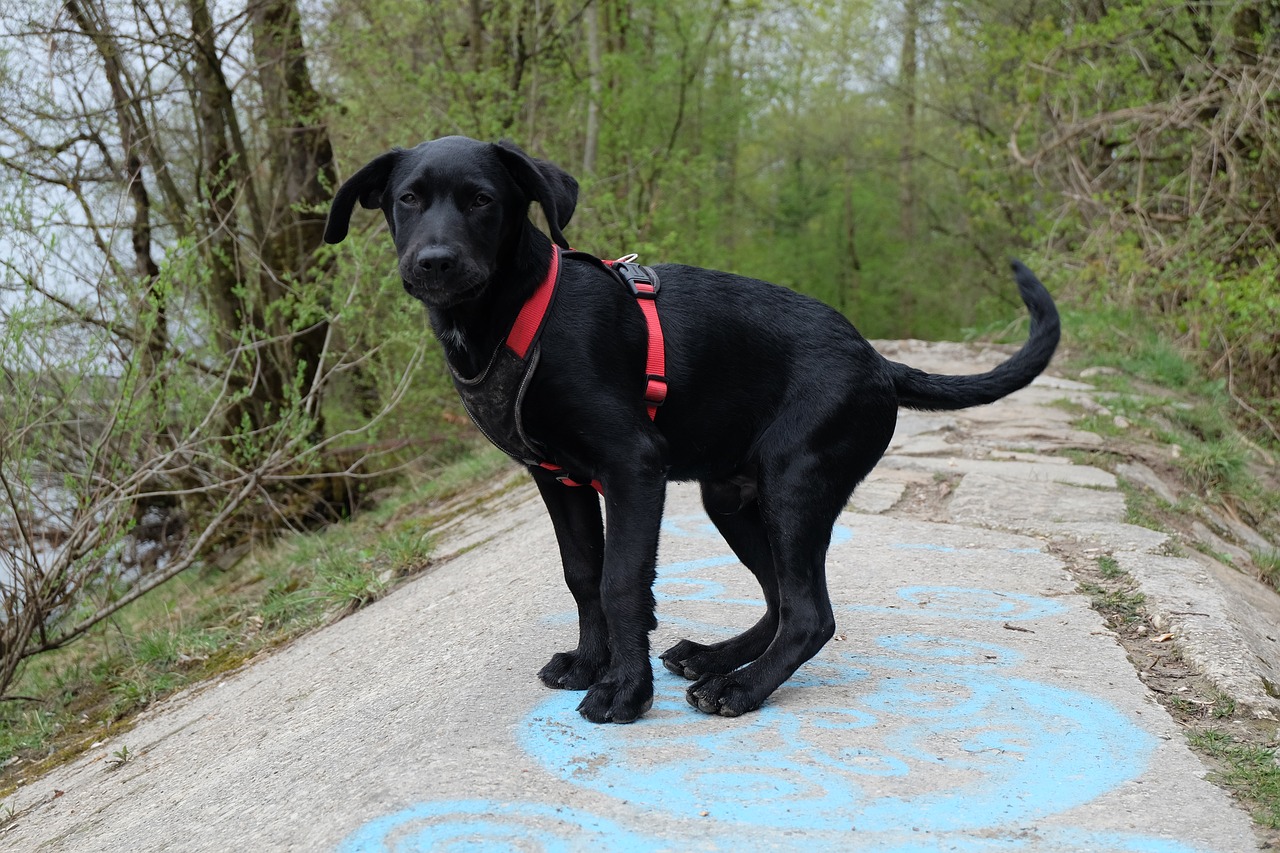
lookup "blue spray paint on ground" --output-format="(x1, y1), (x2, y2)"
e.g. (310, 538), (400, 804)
(844, 587), (1068, 621)
(519, 636), (1154, 835)
(336, 801), (664, 853)
(339, 509), (1218, 853)
(662, 513), (854, 548)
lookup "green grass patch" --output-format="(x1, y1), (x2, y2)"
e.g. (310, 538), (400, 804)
(1253, 550), (1280, 591)
(1177, 438), (1249, 495)
(1116, 480), (1169, 533)
(1208, 691), (1237, 720)
(1097, 555), (1124, 579)
(0, 444), (512, 787)
(1189, 728), (1280, 828)
(1059, 306), (1202, 392)
(1078, 580), (1146, 622)
(1057, 307), (1278, 551)
(1075, 411), (1127, 437)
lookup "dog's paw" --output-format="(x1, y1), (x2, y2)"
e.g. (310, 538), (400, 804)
(576, 677), (654, 724)
(661, 639), (762, 680)
(686, 674), (763, 718)
(659, 639), (714, 680)
(538, 650), (608, 691)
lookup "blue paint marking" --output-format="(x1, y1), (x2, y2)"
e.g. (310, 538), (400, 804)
(855, 831), (1210, 853)
(336, 801), (664, 852)
(844, 586), (1067, 622)
(654, 555), (762, 605)
(518, 637), (1154, 835)
(661, 513), (853, 548)
(341, 510), (1219, 852)
(871, 633), (1024, 666)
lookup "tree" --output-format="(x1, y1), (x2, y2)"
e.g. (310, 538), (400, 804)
(1003, 0), (1280, 436)
(898, 0), (920, 242)
(0, 0), (429, 696)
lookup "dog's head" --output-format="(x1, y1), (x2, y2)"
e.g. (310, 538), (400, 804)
(324, 136), (578, 309)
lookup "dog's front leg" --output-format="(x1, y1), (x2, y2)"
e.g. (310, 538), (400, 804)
(576, 463), (666, 724)
(531, 467), (609, 691)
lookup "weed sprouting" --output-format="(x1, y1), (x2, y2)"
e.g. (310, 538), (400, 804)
(1097, 555), (1124, 579)
(1078, 581), (1145, 622)
(1209, 691), (1237, 719)
(105, 744), (132, 771)
(1189, 728), (1280, 828)
(379, 526), (432, 575)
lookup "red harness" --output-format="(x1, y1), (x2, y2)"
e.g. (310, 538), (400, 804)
(505, 247), (666, 492)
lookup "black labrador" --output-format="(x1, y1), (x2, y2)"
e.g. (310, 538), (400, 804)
(324, 136), (1060, 723)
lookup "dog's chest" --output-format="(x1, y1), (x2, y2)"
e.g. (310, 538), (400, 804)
(449, 343), (545, 466)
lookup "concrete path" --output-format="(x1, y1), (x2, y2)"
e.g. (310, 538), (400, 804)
(4, 341), (1275, 852)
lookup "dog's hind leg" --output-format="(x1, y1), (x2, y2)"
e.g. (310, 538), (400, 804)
(685, 465), (840, 716)
(660, 480), (779, 679)
(686, 403), (893, 717)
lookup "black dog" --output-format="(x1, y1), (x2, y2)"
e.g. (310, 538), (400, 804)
(325, 136), (1059, 723)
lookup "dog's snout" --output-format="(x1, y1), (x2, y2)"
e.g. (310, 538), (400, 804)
(402, 243), (481, 307)
(415, 246), (459, 275)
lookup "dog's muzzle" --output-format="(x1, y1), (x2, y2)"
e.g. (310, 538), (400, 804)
(400, 247), (485, 307)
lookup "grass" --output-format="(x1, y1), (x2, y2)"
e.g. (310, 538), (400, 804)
(1097, 555), (1124, 579)
(1177, 438), (1249, 495)
(1051, 308), (1279, 582)
(1255, 550), (1280, 588)
(1052, 307), (1280, 836)
(0, 443), (512, 792)
(1079, 580), (1146, 623)
(1189, 728), (1280, 829)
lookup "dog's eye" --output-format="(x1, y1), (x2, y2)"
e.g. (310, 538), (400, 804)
(472, 193), (493, 210)
(399, 192), (417, 205)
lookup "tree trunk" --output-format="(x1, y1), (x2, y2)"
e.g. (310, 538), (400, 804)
(583, 0), (602, 176)
(469, 0), (485, 72)
(63, 0), (169, 378)
(899, 0), (919, 243)
(251, 0), (338, 425)
(187, 0), (251, 340)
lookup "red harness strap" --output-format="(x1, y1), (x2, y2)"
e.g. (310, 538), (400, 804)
(507, 247), (666, 493)
(506, 245), (560, 358)
(606, 257), (668, 419)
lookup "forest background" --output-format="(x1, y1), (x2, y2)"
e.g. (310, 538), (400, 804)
(0, 0), (1278, 702)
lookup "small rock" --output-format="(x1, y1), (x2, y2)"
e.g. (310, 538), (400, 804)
(1080, 366), (1120, 378)
(1114, 416), (1130, 429)
(1191, 521), (1250, 566)
(1116, 462), (1180, 505)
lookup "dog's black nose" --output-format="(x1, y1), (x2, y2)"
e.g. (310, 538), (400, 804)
(415, 246), (458, 276)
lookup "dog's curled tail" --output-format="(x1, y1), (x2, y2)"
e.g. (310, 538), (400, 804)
(890, 260), (1061, 411)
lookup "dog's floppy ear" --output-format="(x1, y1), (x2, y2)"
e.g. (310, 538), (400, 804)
(493, 140), (579, 249)
(325, 150), (402, 244)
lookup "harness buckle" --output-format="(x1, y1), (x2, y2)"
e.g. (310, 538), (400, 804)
(612, 261), (661, 298)
(644, 374), (668, 406)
